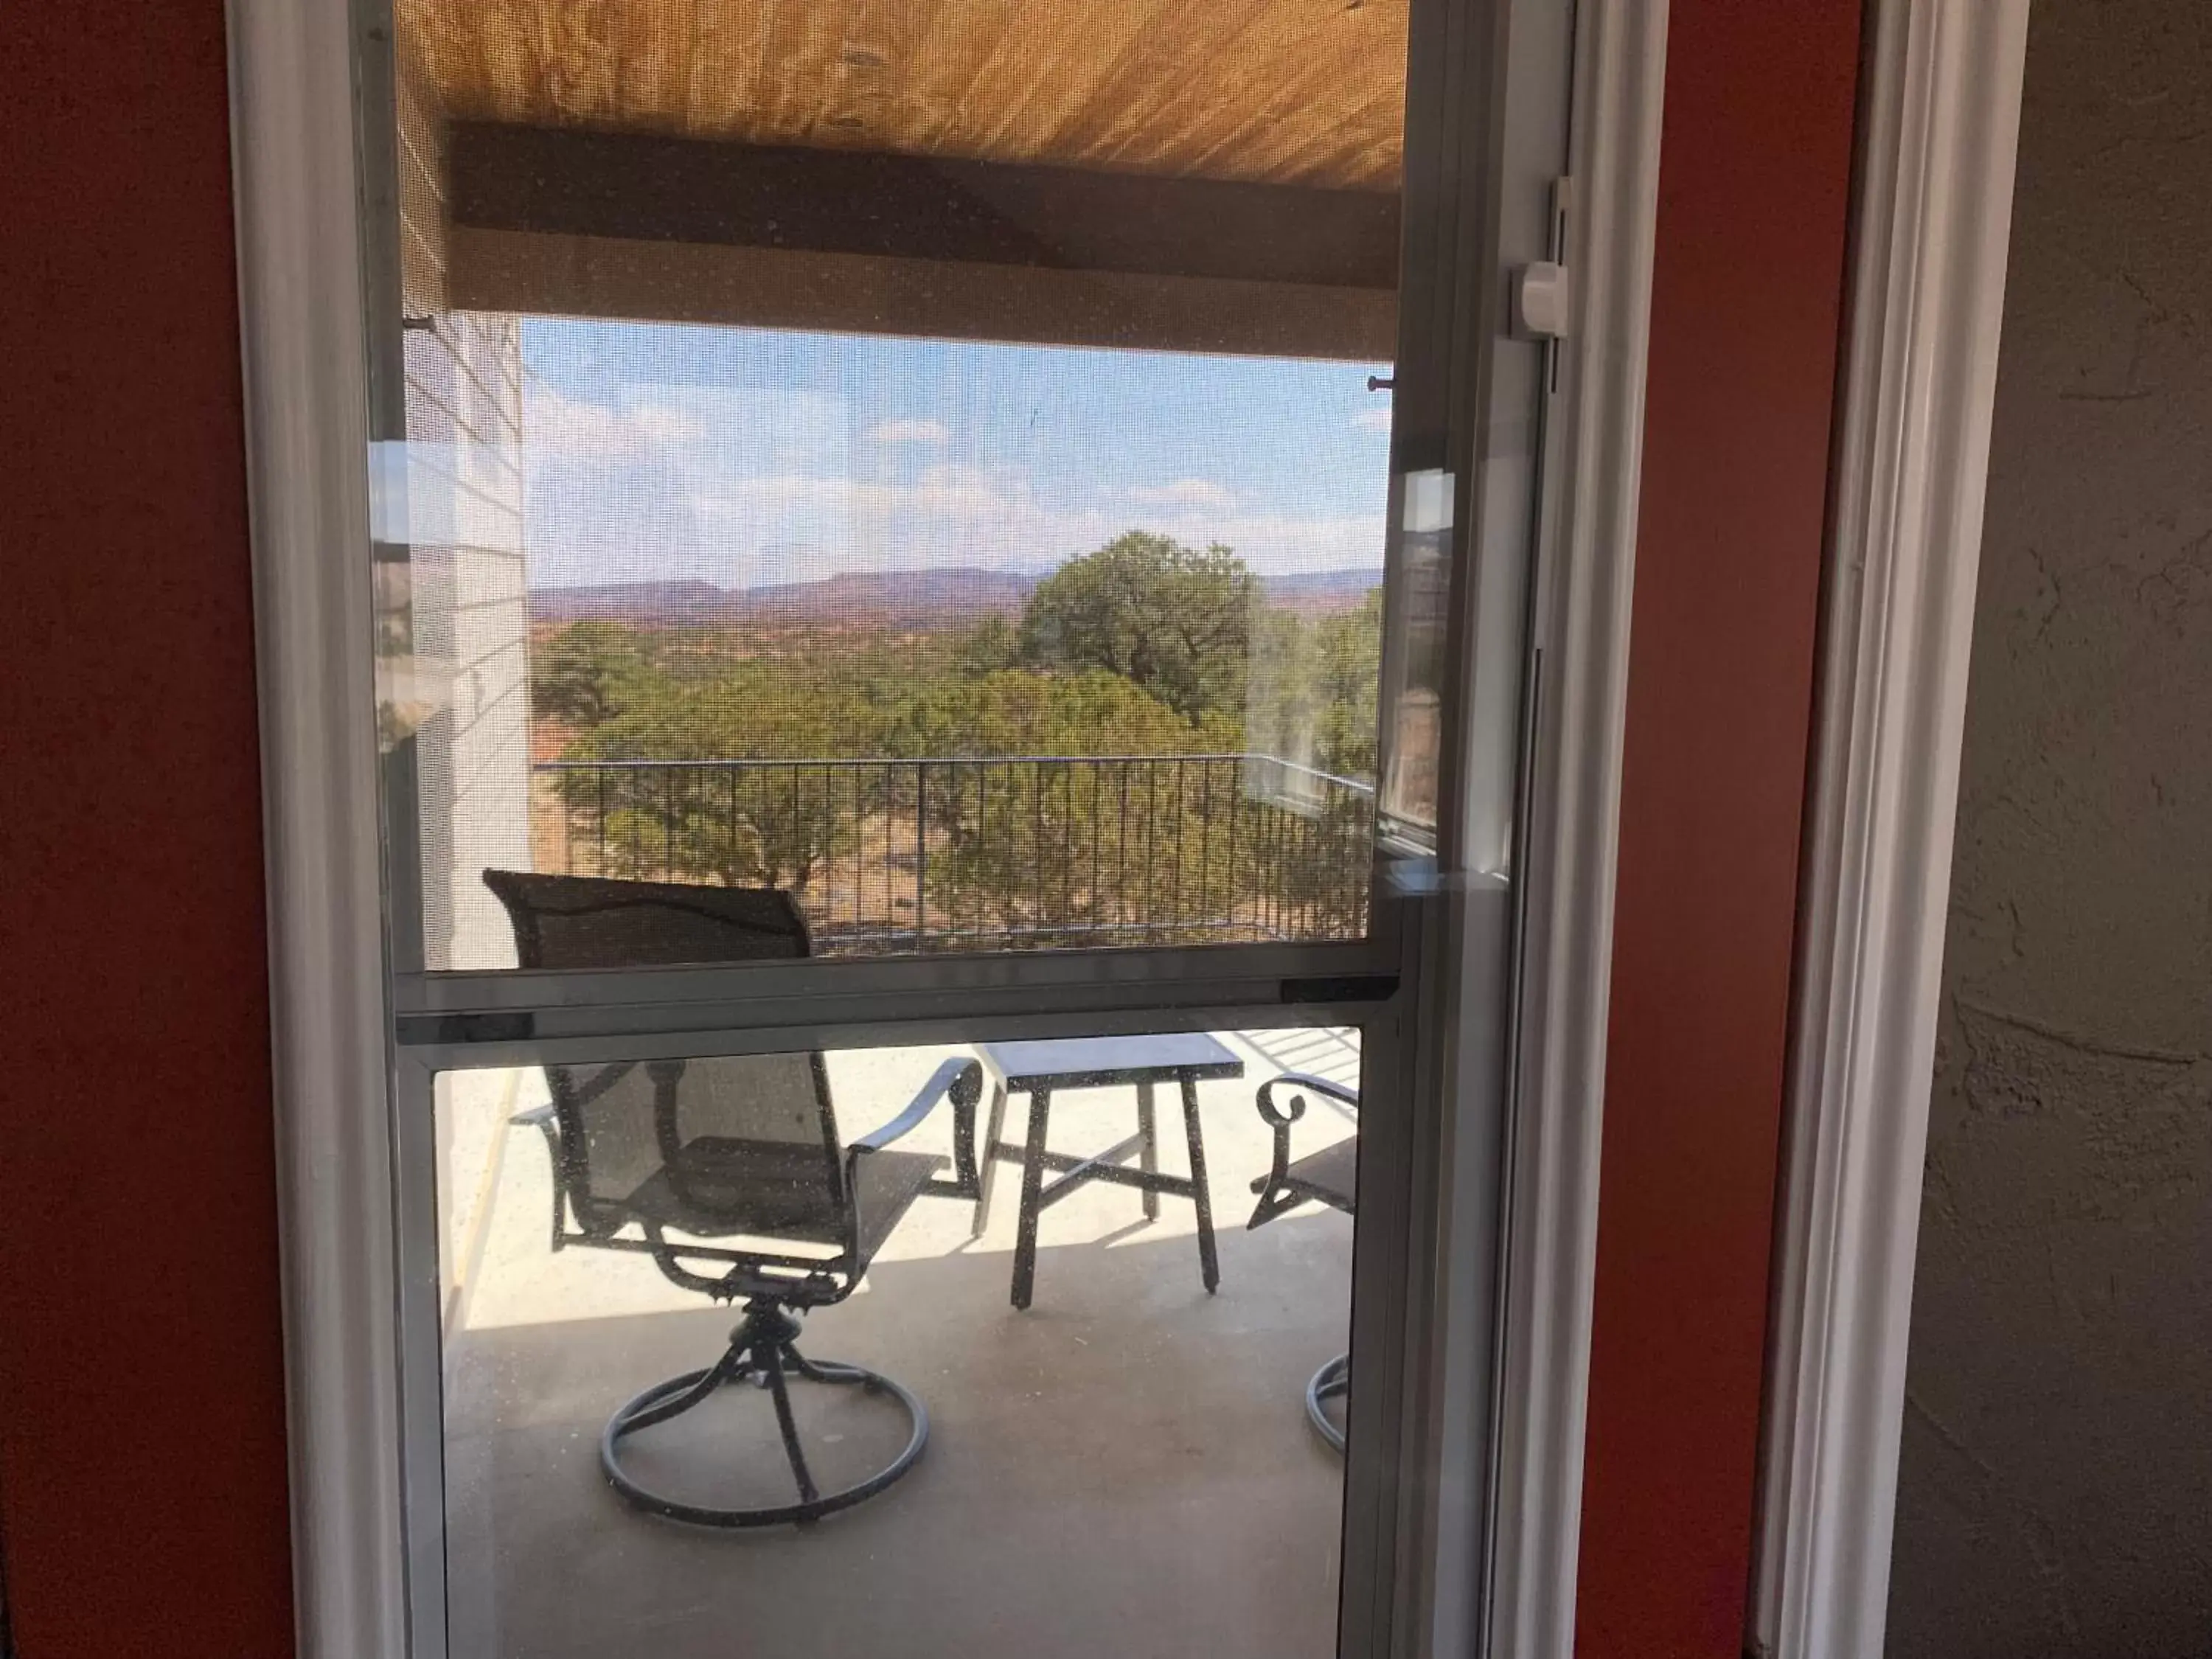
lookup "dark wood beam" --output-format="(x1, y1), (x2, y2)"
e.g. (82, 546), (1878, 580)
(445, 224), (1397, 360)
(447, 122), (1400, 292)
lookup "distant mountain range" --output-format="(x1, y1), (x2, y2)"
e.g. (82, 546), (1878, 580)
(530, 569), (1037, 626)
(1264, 568), (1386, 613)
(531, 566), (1382, 627)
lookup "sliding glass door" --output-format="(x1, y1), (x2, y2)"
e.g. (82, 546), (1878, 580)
(350, 0), (1572, 1652)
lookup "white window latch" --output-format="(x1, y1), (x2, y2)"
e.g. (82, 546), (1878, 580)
(1514, 260), (1572, 341)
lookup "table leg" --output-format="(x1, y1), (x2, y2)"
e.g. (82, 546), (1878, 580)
(1180, 1074), (1219, 1293)
(972, 1079), (1009, 1239)
(1010, 1087), (1052, 1310)
(1135, 1080), (1161, 1222)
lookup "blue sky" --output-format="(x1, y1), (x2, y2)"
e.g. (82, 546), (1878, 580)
(520, 318), (1394, 591)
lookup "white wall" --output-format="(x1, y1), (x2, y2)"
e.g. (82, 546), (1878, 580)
(394, 49), (538, 1307)
(397, 51), (532, 975)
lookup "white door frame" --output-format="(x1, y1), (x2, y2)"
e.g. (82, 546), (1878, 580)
(1750, 4), (2031, 1658)
(1482, 5), (1667, 1657)
(226, 0), (409, 1649)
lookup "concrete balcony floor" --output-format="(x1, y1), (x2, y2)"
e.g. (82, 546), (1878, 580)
(438, 1027), (1362, 1659)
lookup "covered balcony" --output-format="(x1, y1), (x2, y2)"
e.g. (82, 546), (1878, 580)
(436, 1024), (1365, 1659)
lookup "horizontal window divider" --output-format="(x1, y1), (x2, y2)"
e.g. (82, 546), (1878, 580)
(395, 990), (1399, 1075)
(392, 936), (1405, 1019)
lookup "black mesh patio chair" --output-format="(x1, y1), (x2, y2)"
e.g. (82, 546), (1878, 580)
(483, 870), (987, 1528)
(1245, 1071), (1359, 1453)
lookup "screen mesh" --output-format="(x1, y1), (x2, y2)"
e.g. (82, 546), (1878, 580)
(382, 0), (1420, 970)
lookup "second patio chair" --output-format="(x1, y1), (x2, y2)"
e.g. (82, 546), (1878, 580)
(1246, 1069), (1360, 1452)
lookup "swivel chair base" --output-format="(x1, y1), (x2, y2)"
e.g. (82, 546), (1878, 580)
(602, 1299), (928, 1528)
(1307, 1352), (1350, 1455)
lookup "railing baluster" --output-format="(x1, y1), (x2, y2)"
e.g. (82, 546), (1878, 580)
(1143, 761), (1156, 941)
(560, 770), (573, 876)
(914, 759), (928, 952)
(1274, 796), (1292, 942)
(1172, 758), (1186, 936)
(1198, 757), (1214, 935)
(529, 751), (1375, 953)
(1117, 762), (1130, 936)
(1088, 759), (1102, 933)
(1293, 794), (1305, 935)
(1228, 757), (1242, 941)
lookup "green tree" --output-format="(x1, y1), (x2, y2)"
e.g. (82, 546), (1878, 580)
(890, 664), (1213, 759)
(1018, 532), (1256, 721)
(1242, 588), (1382, 782)
(883, 669), (1248, 940)
(532, 621), (655, 727)
(952, 613), (1021, 678)
(529, 566), (1382, 947)
(1237, 590), (1381, 939)
(560, 659), (887, 891)
(1311, 588), (1383, 780)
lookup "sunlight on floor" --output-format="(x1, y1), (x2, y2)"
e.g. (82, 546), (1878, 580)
(445, 1029), (1360, 1334)
(432, 1029), (1363, 1659)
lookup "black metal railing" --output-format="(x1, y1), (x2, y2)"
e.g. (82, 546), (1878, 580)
(533, 753), (1375, 953)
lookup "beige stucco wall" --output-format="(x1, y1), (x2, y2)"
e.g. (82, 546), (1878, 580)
(1886, 3), (2212, 1653)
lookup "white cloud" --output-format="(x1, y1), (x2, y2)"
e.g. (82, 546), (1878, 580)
(915, 462), (999, 493)
(865, 417), (952, 446)
(521, 386), (1385, 588)
(1161, 510), (1387, 574)
(1352, 406), (1394, 432)
(669, 469), (1382, 580)
(525, 383), (706, 456)
(1127, 477), (1237, 511)
(686, 468), (1114, 561)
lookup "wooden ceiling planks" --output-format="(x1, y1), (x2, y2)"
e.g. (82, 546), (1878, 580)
(397, 0), (1410, 191)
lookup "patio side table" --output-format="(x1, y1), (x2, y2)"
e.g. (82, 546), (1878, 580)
(977, 1034), (1245, 1310)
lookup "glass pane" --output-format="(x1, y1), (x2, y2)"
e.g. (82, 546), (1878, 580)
(434, 1026), (1363, 1657)
(1379, 468), (1451, 847)
(374, 0), (1416, 970)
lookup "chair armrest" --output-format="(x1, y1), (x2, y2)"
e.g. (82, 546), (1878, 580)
(846, 1060), (978, 1267)
(1256, 1072), (1360, 1124)
(851, 1057), (982, 1155)
(1248, 1071), (1360, 1229)
(507, 1100), (568, 1251)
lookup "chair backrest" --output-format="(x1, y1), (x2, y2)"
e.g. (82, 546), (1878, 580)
(481, 869), (811, 970)
(549, 1051), (844, 1238)
(481, 872), (841, 1238)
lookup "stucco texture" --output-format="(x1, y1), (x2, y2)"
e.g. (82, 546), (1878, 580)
(1886, 3), (2212, 1655)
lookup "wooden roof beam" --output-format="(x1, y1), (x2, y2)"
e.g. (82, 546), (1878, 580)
(442, 122), (1400, 359)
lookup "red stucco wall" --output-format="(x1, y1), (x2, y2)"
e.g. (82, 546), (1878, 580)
(0, 3), (296, 1655)
(1576, 2), (1863, 1654)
